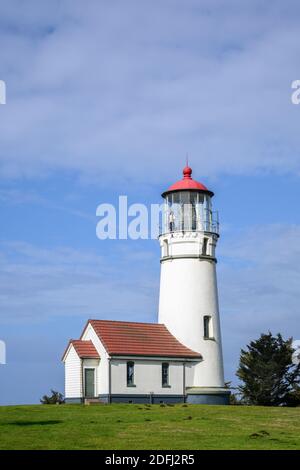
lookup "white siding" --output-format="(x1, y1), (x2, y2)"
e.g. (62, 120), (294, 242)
(81, 324), (109, 395)
(111, 359), (185, 395)
(64, 345), (82, 398)
(185, 363), (196, 388)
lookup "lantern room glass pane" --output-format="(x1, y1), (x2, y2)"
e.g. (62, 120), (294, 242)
(162, 191), (218, 235)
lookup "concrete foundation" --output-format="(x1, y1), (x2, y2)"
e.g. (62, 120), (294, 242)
(186, 387), (230, 405)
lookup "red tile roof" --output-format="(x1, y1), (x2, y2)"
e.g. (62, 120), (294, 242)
(83, 320), (201, 359)
(63, 340), (100, 360)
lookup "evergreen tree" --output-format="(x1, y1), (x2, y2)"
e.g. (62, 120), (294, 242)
(237, 332), (300, 406)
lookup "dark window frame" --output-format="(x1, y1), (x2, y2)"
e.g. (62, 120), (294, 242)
(202, 237), (209, 255)
(127, 361), (135, 387)
(162, 362), (170, 387)
(203, 315), (212, 339)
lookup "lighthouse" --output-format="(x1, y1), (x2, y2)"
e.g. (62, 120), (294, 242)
(63, 164), (229, 405)
(158, 165), (229, 404)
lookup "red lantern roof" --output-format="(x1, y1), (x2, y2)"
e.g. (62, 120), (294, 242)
(162, 166), (213, 198)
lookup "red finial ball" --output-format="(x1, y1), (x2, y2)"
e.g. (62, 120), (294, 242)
(183, 165), (192, 179)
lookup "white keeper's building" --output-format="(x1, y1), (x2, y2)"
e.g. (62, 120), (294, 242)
(62, 165), (230, 405)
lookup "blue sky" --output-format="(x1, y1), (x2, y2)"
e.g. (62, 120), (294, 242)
(1, 0), (300, 405)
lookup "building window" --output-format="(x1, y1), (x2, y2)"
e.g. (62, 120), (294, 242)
(203, 315), (213, 339)
(202, 237), (209, 255)
(127, 361), (135, 386)
(162, 362), (169, 387)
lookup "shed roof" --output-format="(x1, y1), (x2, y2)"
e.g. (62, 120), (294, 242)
(62, 339), (100, 361)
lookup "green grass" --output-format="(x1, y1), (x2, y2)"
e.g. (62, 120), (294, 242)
(0, 404), (299, 450)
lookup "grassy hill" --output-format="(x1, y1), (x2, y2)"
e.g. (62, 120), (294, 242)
(0, 403), (299, 450)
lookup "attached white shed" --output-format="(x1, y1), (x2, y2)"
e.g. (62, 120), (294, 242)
(62, 339), (100, 402)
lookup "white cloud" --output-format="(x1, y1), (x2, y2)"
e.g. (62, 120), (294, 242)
(0, 1), (300, 183)
(0, 241), (158, 324)
(1, 1), (300, 397)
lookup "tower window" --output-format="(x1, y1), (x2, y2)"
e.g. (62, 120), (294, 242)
(163, 239), (169, 257)
(202, 237), (209, 255)
(127, 361), (135, 386)
(203, 316), (213, 339)
(162, 363), (169, 387)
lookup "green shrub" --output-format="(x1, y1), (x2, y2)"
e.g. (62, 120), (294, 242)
(40, 390), (64, 405)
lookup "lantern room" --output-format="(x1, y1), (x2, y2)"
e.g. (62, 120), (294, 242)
(160, 166), (219, 235)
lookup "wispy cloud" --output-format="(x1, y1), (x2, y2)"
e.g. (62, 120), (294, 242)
(0, 241), (158, 324)
(0, 187), (95, 222)
(1, 1), (300, 183)
(1, 0), (300, 403)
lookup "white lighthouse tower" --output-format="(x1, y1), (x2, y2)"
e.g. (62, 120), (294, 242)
(158, 165), (229, 404)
